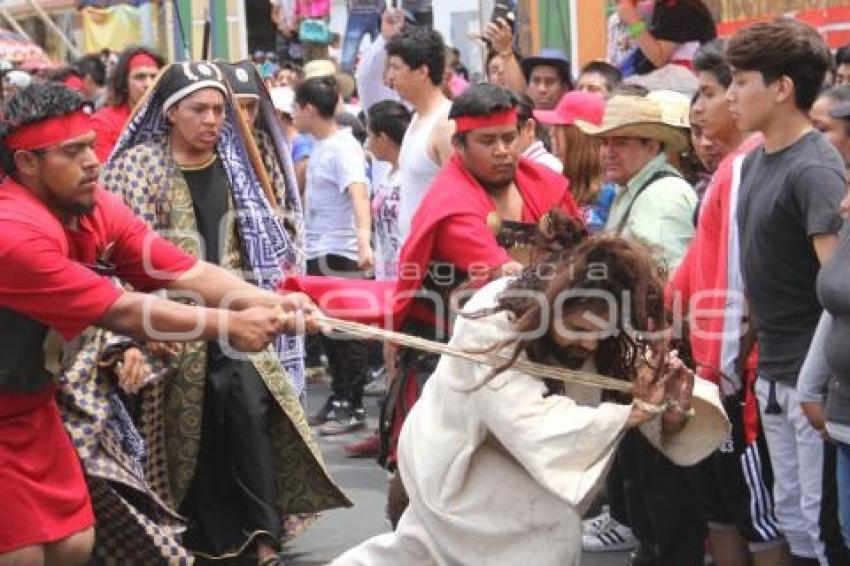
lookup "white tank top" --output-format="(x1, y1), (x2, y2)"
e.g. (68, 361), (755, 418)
(398, 99), (452, 241)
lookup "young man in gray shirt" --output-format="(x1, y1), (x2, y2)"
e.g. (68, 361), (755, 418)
(726, 20), (849, 566)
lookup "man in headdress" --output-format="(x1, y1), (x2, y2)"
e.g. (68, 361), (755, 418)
(92, 46), (164, 161)
(100, 62), (349, 565)
(217, 59), (304, 272)
(0, 82), (311, 565)
(283, 83), (581, 524)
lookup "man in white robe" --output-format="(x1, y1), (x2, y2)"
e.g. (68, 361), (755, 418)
(334, 235), (730, 565)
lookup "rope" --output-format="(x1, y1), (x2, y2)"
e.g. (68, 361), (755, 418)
(316, 315), (633, 393)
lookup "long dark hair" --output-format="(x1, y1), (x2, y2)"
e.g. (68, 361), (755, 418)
(108, 46), (164, 107)
(470, 212), (668, 384)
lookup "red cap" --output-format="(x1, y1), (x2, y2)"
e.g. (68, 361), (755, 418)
(533, 91), (605, 127)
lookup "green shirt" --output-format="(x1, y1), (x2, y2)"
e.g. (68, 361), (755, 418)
(604, 153), (697, 272)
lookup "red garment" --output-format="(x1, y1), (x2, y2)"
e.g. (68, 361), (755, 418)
(0, 178), (195, 552)
(282, 155), (579, 329)
(0, 179), (196, 340)
(92, 103), (130, 162)
(667, 134), (763, 443)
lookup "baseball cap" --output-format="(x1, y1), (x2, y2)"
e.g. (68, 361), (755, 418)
(533, 90), (605, 126)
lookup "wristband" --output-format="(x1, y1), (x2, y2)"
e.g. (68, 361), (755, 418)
(633, 398), (668, 415)
(627, 21), (648, 39)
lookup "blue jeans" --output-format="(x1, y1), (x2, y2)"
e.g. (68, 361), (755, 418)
(837, 439), (850, 547)
(341, 10), (380, 74)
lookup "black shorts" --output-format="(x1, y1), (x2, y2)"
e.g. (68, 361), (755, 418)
(687, 392), (782, 545)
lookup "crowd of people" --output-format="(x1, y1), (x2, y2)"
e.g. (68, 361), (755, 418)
(4, 0), (850, 565)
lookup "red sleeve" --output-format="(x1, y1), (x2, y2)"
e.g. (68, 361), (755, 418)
(432, 214), (511, 272)
(96, 191), (197, 291)
(0, 224), (122, 340)
(92, 107), (120, 162)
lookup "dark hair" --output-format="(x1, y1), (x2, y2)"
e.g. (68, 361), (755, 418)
(836, 44), (850, 67)
(470, 215), (667, 385)
(367, 100), (412, 146)
(725, 19), (831, 111)
(449, 83), (517, 146)
(75, 54), (107, 87)
(0, 83), (86, 174)
(386, 26), (446, 86)
(335, 112), (367, 144)
(579, 61), (622, 92)
(693, 39), (731, 88)
(514, 91), (551, 148)
(295, 76), (339, 119)
(109, 46), (165, 106)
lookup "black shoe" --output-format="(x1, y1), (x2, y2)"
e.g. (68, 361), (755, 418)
(308, 396), (336, 426)
(319, 401), (366, 436)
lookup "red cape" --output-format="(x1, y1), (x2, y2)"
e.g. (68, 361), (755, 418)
(92, 103), (130, 162)
(282, 154), (580, 329)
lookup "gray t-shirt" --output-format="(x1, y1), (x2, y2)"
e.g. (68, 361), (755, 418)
(305, 128), (369, 261)
(738, 131), (845, 385)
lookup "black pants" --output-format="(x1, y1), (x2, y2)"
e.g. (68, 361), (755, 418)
(306, 254), (369, 407)
(180, 344), (280, 556)
(618, 429), (707, 566)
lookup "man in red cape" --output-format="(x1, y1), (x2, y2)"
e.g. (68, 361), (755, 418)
(91, 47), (163, 161)
(282, 83), (581, 524)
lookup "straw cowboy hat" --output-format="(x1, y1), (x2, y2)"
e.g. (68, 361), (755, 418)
(575, 94), (689, 153)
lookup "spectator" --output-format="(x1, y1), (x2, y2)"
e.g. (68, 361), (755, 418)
(617, 0), (716, 76)
(534, 90), (616, 233)
(515, 92), (562, 173)
(441, 46), (470, 99)
(486, 49), (509, 88)
(811, 86), (850, 164)
(91, 46), (163, 161)
(340, 0), (383, 74)
(294, 77), (373, 435)
(835, 44), (850, 86)
(576, 60), (623, 95)
(380, 11), (454, 240)
(579, 94), (696, 270)
(74, 54), (107, 108)
(725, 19), (850, 565)
(520, 48), (573, 110)
(365, 100), (411, 282)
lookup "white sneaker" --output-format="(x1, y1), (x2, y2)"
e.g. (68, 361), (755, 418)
(581, 511), (638, 552)
(582, 507), (611, 537)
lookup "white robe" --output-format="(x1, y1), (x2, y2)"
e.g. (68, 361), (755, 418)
(334, 278), (730, 566)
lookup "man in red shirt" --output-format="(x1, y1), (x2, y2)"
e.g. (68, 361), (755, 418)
(0, 83), (314, 565)
(91, 46), (163, 161)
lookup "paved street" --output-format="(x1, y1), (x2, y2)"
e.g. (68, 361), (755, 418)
(284, 380), (630, 565)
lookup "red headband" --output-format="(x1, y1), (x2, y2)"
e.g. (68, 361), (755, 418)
(453, 107), (519, 133)
(128, 52), (158, 71)
(4, 110), (94, 151)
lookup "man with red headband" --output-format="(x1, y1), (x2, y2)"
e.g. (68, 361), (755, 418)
(91, 46), (163, 161)
(0, 83), (314, 565)
(284, 83), (581, 524)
